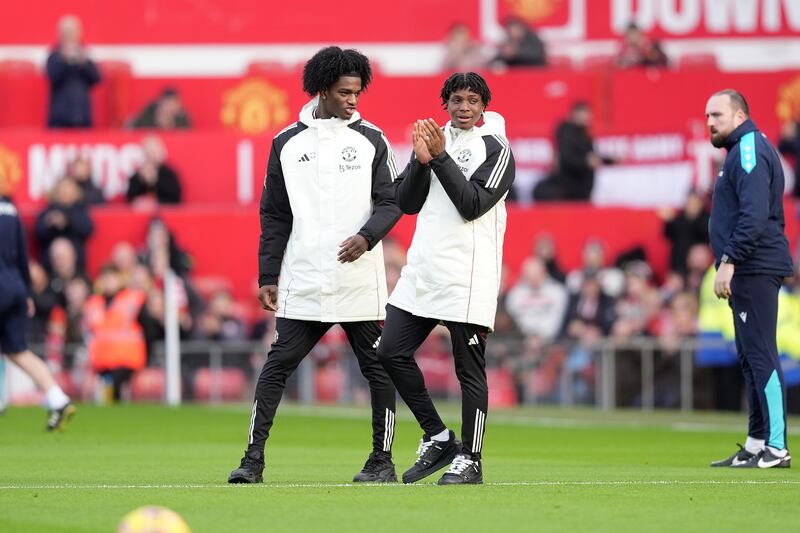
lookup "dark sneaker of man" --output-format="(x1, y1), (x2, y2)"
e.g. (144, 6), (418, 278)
(438, 453), (483, 485)
(228, 452), (265, 483)
(710, 443), (756, 467)
(732, 447), (791, 469)
(46, 403), (76, 432)
(402, 430), (459, 484)
(353, 450), (397, 482)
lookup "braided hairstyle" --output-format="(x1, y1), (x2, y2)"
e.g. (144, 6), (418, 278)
(303, 46), (372, 96)
(439, 72), (492, 109)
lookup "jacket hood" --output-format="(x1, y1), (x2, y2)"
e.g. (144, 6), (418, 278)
(298, 96), (362, 128)
(444, 111), (507, 140)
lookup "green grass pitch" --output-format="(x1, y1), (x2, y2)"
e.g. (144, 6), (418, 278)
(0, 403), (796, 532)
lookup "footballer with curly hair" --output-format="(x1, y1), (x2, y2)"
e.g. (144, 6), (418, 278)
(229, 47), (402, 484)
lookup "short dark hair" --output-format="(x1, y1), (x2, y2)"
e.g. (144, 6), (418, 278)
(302, 46), (372, 96)
(440, 72), (492, 109)
(713, 89), (750, 117)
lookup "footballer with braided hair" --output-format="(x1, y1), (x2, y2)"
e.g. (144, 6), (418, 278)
(378, 72), (515, 485)
(229, 46), (402, 484)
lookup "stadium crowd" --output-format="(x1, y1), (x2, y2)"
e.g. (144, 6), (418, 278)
(22, 161), (800, 414)
(7, 14), (800, 415)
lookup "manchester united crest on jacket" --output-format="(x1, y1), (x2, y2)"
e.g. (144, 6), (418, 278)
(389, 112), (515, 330)
(258, 98), (401, 322)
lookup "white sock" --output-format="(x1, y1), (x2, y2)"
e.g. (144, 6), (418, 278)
(45, 385), (69, 410)
(430, 429), (450, 442)
(745, 436), (765, 455)
(767, 446), (788, 458)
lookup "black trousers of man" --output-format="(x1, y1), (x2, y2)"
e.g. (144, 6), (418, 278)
(377, 304), (489, 458)
(245, 318), (396, 459)
(729, 274), (788, 450)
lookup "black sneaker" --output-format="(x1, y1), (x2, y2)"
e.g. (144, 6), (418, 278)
(353, 451), (397, 482)
(46, 403), (76, 432)
(402, 430), (459, 484)
(438, 453), (483, 485)
(228, 452), (265, 483)
(710, 443), (755, 467)
(732, 448), (791, 469)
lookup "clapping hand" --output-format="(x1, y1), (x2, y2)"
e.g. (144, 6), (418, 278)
(419, 119), (446, 157)
(412, 121), (433, 165)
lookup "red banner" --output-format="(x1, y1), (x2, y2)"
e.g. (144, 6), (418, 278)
(0, 131), (272, 207)
(586, 0), (800, 39)
(3, 1), (798, 44)
(0, 0), (480, 44)
(0, 122), (710, 209)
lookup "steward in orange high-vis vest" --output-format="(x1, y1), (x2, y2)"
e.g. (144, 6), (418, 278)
(83, 266), (147, 374)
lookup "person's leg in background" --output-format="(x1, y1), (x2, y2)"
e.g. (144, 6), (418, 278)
(2, 297), (73, 431)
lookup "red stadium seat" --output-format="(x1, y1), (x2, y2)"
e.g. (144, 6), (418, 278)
(314, 364), (343, 403)
(677, 53), (718, 70)
(193, 367), (247, 401)
(419, 353), (454, 394)
(583, 54), (615, 71)
(0, 59), (45, 127)
(93, 60), (133, 128)
(487, 368), (517, 407)
(130, 368), (165, 402)
(193, 276), (234, 301)
(548, 55), (573, 70)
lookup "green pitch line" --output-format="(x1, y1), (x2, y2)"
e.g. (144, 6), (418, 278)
(0, 404), (796, 533)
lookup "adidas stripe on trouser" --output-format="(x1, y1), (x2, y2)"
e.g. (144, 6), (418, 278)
(377, 304), (489, 459)
(245, 318), (396, 457)
(729, 274), (788, 450)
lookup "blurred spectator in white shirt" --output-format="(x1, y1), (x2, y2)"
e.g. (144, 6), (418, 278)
(506, 257), (568, 342)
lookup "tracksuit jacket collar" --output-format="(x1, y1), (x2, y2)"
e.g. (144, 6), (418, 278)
(298, 96), (361, 129)
(723, 119), (758, 150)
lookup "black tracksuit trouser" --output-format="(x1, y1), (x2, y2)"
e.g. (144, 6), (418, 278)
(377, 304), (489, 459)
(245, 318), (396, 459)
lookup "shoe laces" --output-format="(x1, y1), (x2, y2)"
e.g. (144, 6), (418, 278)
(363, 452), (389, 471)
(241, 455), (263, 469)
(416, 439), (435, 459)
(445, 454), (474, 475)
(734, 443), (755, 459)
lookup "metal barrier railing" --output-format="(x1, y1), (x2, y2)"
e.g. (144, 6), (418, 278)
(12, 335), (735, 410)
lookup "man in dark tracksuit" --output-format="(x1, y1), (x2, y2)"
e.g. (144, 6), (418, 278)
(228, 47), (402, 484)
(0, 190), (74, 430)
(706, 89), (793, 468)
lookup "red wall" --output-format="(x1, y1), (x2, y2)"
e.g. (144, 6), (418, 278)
(5, 1), (798, 44)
